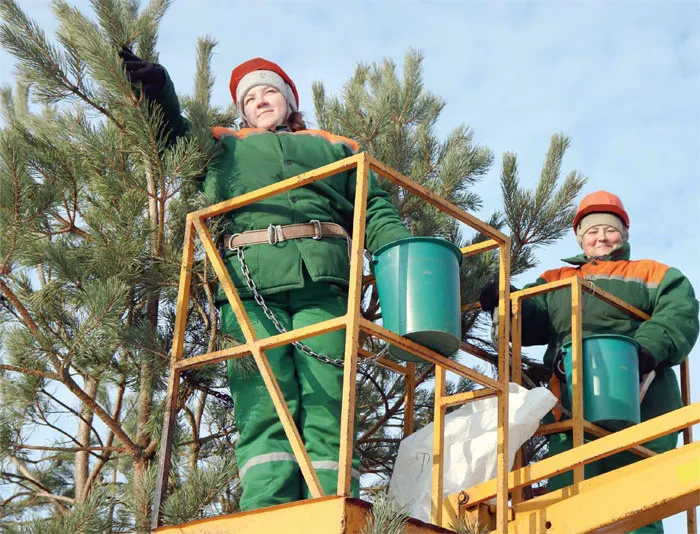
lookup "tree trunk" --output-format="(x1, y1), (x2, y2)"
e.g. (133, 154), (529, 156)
(136, 166), (160, 451)
(74, 376), (98, 503)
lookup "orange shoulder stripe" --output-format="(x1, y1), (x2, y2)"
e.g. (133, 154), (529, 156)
(293, 129), (360, 153)
(210, 127), (268, 140)
(209, 127), (359, 153)
(541, 266), (579, 283)
(540, 259), (669, 287)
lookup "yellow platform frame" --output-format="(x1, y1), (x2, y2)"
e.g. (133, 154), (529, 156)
(153, 496), (454, 534)
(153, 153), (697, 533)
(442, 278), (698, 533)
(152, 153), (513, 531)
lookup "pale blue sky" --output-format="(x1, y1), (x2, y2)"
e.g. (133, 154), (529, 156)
(2, 1), (699, 530)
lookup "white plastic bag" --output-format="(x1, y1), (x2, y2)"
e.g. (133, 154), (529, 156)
(388, 383), (556, 522)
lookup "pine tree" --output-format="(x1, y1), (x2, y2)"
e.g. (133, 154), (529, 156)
(0, 1), (585, 530)
(0, 0), (237, 531)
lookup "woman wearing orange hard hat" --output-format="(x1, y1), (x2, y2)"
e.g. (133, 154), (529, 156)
(480, 190), (697, 534)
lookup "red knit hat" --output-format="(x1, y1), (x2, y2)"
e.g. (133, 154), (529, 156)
(229, 58), (299, 120)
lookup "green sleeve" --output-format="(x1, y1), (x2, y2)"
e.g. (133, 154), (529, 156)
(150, 68), (191, 146)
(634, 267), (699, 367)
(344, 151), (411, 253)
(520, 277), (552, 347)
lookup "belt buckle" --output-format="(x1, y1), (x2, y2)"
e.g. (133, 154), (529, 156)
(267, 224), (283, 245)
(227, 233), (241, 251)
(310, 219), (322, 240)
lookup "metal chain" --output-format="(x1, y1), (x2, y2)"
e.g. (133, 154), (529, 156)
(364, 344), (390, 365)
(232, 245), (345, 368)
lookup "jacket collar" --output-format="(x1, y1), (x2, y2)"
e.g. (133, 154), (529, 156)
(562, 241), (631, 266)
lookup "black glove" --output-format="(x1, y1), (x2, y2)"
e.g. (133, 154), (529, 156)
(552, 349), (566, 381)
(478, 280), (517, 315)
(637, 346), (656, 376)
(118, 45), (166, 98)
(478, 280), (499, 314)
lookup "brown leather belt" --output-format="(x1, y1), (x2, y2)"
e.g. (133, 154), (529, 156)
(223, 220), (351, 251)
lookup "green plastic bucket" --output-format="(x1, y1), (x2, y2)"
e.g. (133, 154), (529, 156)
(561, 334), (640, 431)
(371, 237), (462, 362)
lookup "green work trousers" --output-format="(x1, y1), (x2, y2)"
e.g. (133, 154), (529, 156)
(220, 277), (360, 511)
(547, 430), (678, 534)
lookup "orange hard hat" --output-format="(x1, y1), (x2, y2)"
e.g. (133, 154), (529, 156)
(572, 190), (630, 231)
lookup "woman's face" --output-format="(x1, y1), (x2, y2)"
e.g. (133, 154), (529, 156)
(242, 85), (289, 130)
(581, 225), (624, 258)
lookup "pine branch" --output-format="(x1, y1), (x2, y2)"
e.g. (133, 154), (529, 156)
(38, 387), (106, 451)
(360, 492), (409, 534)
(0, 0), (125, 128)
(357, 364), (433, 443)
(0, 364), (59, 380)
(5, 457), (71, 511)
(83, 380), (125, 497)
(61, 372), (140, 457)
(9, 443), (123, 453)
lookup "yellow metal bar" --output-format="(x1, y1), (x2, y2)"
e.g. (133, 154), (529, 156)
(192, 218), (324, 498)
(534, 421), (657, 460)
(337, 153), (370, 496)
(153, 219), (196, 529)
(357, 348), (410, 375)
(256, 316), (347, 350)
(170, 218), (196, 364)
(431, 365), (446, 526)
(510, 278), (578, 301)
(155, 495), (455, 534)
(581, 279), (650, 321)
(360, 319), (503, 391)
(192, 155), (361, 220)
(441, 388), (498, 409)
(570, 278), (585, 484)
(495, 242), (511, 533)
(509, 441), (700, 534)
(176, 315), (351, 372)
(459, 402), (700, 507)
(459, 340), (496, 365)
(583, 422), (657, 458)
(460, 239), (499, 258)
(176, 344), (251, 371)
(512, 278), (649, 321)
(368, 155), (509, 243)
(680, 358), (697, 534)
(404, 362), (416, 437)
(510, 298), (524, 506)
(535, 421), (573, 436)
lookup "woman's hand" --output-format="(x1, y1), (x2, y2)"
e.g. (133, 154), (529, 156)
(118, 45), (166, 98)
(637, 346), (656, 375)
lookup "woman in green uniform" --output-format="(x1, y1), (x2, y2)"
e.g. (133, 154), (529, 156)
(120, 50), (411, 511)
(480, 190), (698, 534)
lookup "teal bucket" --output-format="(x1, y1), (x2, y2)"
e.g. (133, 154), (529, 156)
(561, 334), (641, 431)
(371, 237), (462, 362)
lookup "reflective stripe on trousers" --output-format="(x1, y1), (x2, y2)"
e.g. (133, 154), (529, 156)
(239, 452), (361, 482)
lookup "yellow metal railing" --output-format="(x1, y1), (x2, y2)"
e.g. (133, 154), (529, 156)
(152, 153), (514, 530)
(152, 152), (696, 532)
(444, 277), (697, 533)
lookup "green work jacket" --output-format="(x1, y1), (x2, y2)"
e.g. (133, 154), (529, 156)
(521, 242), (698, 421)
(154, 73), (411, 300)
